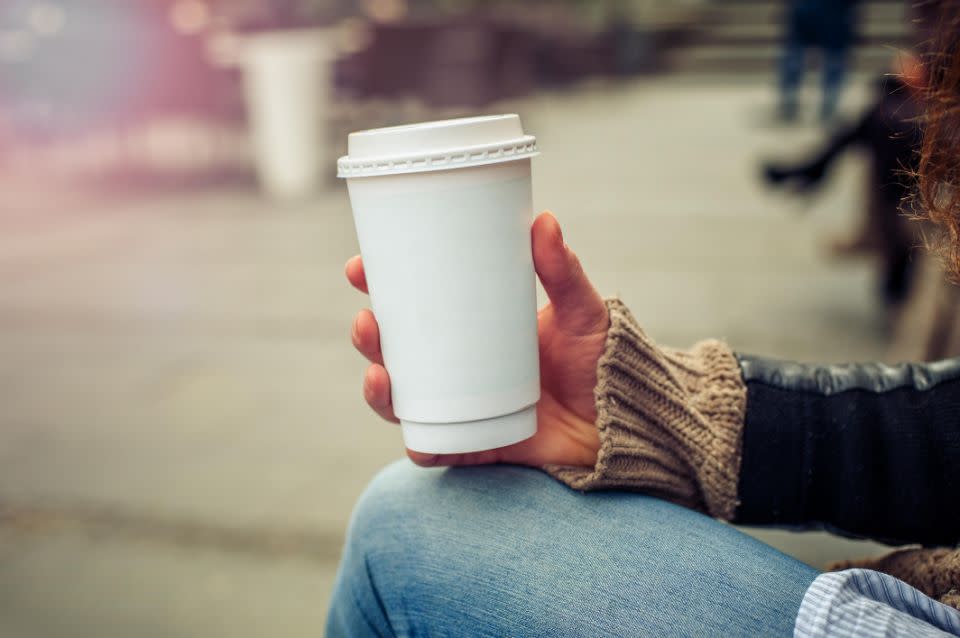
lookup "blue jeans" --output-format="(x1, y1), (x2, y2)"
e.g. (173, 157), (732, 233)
(327, 461), (818, 637)
(780, 40), (848, 120)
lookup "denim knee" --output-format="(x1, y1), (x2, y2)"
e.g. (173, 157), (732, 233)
(341, 460), (560, 583)
(327, 462), (427, 626)
(345, 460), (433, 548)
(339, 460), (451, 589)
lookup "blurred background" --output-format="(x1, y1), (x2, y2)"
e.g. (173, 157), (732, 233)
(1, 0), (953, 635)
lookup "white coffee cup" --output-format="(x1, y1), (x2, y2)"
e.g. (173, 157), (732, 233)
(338, 114), (540, 454)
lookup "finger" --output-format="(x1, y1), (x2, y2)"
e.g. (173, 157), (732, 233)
(363, 364), (399, 423)
(351, 309), (384, 365)
(344, 255), (368, 293)
(531, 212), (608, 335)
(405, 422), (550, 468)
(406, 448), (503, 468)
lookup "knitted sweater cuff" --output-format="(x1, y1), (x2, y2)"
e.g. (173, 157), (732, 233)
(545, 298), (748, 520)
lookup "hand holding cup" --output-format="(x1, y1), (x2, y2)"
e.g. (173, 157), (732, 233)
(347, 212), (608, 469)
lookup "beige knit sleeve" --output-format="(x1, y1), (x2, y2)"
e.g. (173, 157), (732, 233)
(544, 298), (748, 520)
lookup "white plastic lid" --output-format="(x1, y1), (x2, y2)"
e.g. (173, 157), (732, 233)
(337, 114), (538, 178)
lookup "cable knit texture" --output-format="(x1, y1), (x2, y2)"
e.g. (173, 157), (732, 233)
(831, 548), (960, 611)
(545, 298), (748, 520)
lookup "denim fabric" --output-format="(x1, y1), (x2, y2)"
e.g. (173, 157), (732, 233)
(326, 460), (818, 637)
(779, 40), (848, 119)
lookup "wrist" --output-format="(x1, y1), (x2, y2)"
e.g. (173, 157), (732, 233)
(544, 298), (748, 520)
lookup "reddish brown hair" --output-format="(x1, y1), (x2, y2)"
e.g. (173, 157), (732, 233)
(918, 2), (960, 278)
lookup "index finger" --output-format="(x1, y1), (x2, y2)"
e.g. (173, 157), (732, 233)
(345, 255), (368, 293)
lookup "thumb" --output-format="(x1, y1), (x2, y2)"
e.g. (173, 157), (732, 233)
(532, 212), (608, 335)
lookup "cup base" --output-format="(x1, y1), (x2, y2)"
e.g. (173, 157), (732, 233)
(400, 405), (537, 454)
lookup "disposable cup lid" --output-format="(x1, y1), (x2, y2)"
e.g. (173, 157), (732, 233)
(337, 114), (538, 178)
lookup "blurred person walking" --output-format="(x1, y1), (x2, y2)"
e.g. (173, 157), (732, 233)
(329, 3), (960, 637)
(764, 56), (924, 307)
(779, 0), (860, 121)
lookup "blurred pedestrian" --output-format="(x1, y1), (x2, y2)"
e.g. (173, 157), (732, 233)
(764, 54), (924, 307)
(779, 0), (860, 121)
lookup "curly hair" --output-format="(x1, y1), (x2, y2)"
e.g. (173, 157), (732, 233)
(918, 1), (960, 279)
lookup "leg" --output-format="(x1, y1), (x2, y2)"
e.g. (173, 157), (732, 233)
(762, 111), (870, 193)
(327, 461), (818, 637)
(779, 32), (805, 120)
(876, 193), (917, 306)
(821, 46), (848, 121)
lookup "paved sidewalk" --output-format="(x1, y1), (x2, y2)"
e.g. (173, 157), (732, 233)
(1, 77), (893, 636)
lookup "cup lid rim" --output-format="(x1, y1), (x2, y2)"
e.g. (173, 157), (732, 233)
(350, 114), (517, 139)
(337, 114), (537, 178)
(337, 136), (538, 178)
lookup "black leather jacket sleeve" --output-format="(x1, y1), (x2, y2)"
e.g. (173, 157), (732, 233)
(731, 355), (960, 546)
